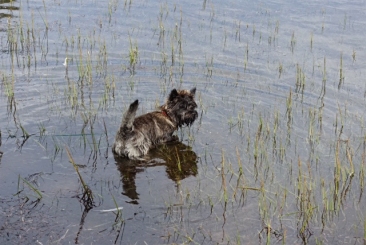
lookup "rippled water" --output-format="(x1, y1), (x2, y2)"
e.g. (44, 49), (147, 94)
(1, 0), (366, 244)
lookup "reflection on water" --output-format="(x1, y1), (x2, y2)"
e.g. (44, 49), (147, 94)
(114, 141), (198, 204)
(0, 0), (19, 20)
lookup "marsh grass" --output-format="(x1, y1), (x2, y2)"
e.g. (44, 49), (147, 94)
(338, 52), (345, 89)
(285, 89), (293, 141)
(19, 123), (30, 139)
(320, 57), (327, 99)
(295, 64), (305, 99)
(278, 62), (283, 78)
(296, 159), (315, 242)
(2, 73), (15, 102)
(66, 146), (94, 209)
(352, 49), (356, 63)
(310, 32), (313, 51)
(17, 174), (43, 200)
(290, 31), (296, 53)
(128, 35), (138, 72)
(205, 55), (213, 77)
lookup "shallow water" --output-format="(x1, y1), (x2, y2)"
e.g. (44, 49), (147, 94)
(1, 0), (366, 244)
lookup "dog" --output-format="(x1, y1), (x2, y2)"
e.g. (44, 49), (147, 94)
(112, 88), (198, 159)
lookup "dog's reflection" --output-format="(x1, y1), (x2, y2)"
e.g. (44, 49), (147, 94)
(114, 141), (198, 204)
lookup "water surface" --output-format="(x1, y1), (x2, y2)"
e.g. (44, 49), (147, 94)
(1, 0), (366, 244)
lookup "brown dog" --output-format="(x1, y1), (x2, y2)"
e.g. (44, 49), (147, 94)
(112, 88), (198, 159)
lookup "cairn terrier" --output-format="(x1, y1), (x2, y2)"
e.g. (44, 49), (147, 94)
(112, 88), (198, 159)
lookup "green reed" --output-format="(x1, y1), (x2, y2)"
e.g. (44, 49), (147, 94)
(18, 174), (43, 200)
(66, 146), (94, 207)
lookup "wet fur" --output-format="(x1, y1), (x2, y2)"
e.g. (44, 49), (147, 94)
(112, 88), (198, 159)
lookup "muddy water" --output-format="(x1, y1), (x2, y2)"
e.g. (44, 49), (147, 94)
(1, 0), (366, 244)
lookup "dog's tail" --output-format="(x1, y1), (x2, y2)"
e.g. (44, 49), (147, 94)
(121, 100), (139, 131)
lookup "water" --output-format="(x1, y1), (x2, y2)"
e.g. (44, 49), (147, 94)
(1, 0), (366, 244)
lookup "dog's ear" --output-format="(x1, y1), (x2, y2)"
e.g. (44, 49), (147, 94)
(169, 89), (179, 100)
(190, 87), (196, 96)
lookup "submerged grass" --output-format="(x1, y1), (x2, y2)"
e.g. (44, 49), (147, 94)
(17, 174), (43, 200)
(66, 146), (94, 209)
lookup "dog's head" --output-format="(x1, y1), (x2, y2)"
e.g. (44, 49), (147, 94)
(163, 87), (198, 127)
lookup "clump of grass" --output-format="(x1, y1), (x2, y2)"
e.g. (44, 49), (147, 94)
(66, 146), (94, 210)
(258, 181), (269, 222)
(321, 56), (327, 90)
(124, 0), (132, 8)
(259, 222), (284, 244)
(278, 62), (283, 78)
(275, 20), (280, 35)
(272, 110), (279, 153)
(38, 122), (47, 139)
(290, 31), (296, 53)
(65, 80), (78, 109)
(253, 115), (263, 171)
(343, 13), (347, 30)
(235, 20), (241, 42)
(202, 0), (207, 10)
(3, 73), (15, 102)
(17, 123), (33, 149)
(171, 37), (175, 65)
(310, 32), (313, 51)
(244, 42), (249, 71)
(205, 55), (213, 77)
(128, 35), (138, 73)
(39, 0), (49, 30)
(338, 52), (344, 89)
(17, 174), (43, 200)
(296, 159), (315, 243)
(317, 57), (326, 130)
(19, 123), (30, 139)
(331, 140), (355, 213)
(295, 64), (305, 100)
(285, 89), (293, 140)
(96, 40), (108, 77)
